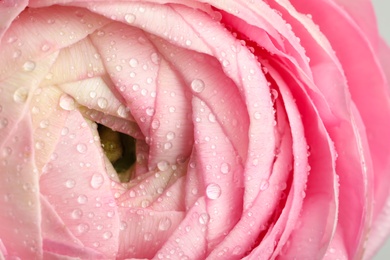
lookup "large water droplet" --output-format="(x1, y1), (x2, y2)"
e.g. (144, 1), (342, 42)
(206, 183), (221, 200)
(22, 61), (36, 72)
(13, 87), (29, 103)
(90, 173), (104, 189)
(191, 79), (205, 93)
(158, 217), (172, 231)
(59, 94), (75, 111)
(117, 105), (128, 118)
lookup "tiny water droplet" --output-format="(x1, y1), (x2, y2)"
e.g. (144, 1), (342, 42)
(97, 97), (108, 109)
(206, 183), (221, 200)
(144, 232), (153, 241)
(146, 107), (155, 116)
(77, 195), (88, 204)
(41, 44), (51, 52)
(39, 120), (49, 129)
(164, 142), (172, 150)
(77, 223), (89, 234)
(208, 113), (216, 123)
(151, 119), (160, 129)
(103, 231), (113, 240)
(191, 79), (205, 93)
(13, 87), (29, 103)
(129, 58), (138, 68)
(166, 132), (175, 140)
(150, 53), (159, 64)
(158, 217), (172, 231)
(157, 160), (169, 171)
(125, 13), (136, 24)
(90, 173), (104, 189)
(71, 208), (83, 219)
(89, 91), (97, 99)
(76, 143), (87, 154)
(65, 179), (76, 188)
(199, 213), (209, 225)
(22, 61), (36, 72)
(59, 94), (76, 111)
(117, 105), (128, 118)
(220, 162), (231, 174)
(260, 179), (269, 191)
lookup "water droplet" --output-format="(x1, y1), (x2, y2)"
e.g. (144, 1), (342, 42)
(103, 231), (113, 240)
(120, 221), (128, 231)
(71, 208), (83, 219)
(39, 120), (49, 129)
(157, 160), (169, 171)
(89, 91), (97, 99)
(199, 213), (209, 225)
(35, 141), (45, 150)
(166, 132), (175, 140)
(254, 111), (261, 119)
(222, 60), (230, 67)
(151, 119), (160, 129)
(115, 65), (122, 71)
(0, 118), (8, 129)
(41, 44), (51, 52)
(13, 87), (29, 103)
(77, 195), (88, 204)
(129, 58), (138, 68)
(206, 183), (221, 200)
(90, 173), (104, 189)
(158, 217), (172, 231)
(146, 107), (155, 116)
(97, 97), (108, 109)
(144, 232), (153, 241)
(271, 89), (278, 103)
(2, 147), (12, 157)
(77, 223), (89, 234)
(208, 113), (216, 123)
(117, 105), (128, 118)
(150, 53), (160, 64)
(220, 162), (231, 174)
(191, 79), (205, 93)
(65, 179), (76, 188)
(185, 39), (192, 46)
(22, 61), (36, 72)
(164, 142), (172, 150)
(59, 94), (76, 111)
(260, 179), (269, 191)
(125, 13), (136, 23)
(76, 143), (87, 154)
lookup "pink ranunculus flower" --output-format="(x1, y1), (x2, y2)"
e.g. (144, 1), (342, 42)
(1, 0), (390, 259)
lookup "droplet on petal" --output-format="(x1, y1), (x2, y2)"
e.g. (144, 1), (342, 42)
(206, 183), (221, 200)
(220, 162), (231, 174)
(90, 173), (104, 189)
(191, 79), (205, 93)
(125, 13), (136, 24)
(59, 94), (76, 111)
(13, 87), (29, 103)
(22, 61), (36, 72)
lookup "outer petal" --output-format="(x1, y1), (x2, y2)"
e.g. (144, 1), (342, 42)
(0, 0), (27, 39)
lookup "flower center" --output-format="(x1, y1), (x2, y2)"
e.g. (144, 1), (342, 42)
(98, 124), (136, 182)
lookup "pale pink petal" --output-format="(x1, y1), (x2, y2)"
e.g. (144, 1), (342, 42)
(0, 6), (109, 81)
(263, 63), (338, 258)
(41, 195), (104, 258)
(39, 110), (120, 257)
(0, 0), (27, 39)
(117, 208), (185, 259)
(291, 0), (390, 257)
(0, 115), (42, 258)
(154, 197), (208, 259)
(41, 38), (106, 87)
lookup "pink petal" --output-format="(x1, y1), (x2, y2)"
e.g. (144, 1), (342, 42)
(39, 110), (120, 257)
(0, 6), (109, 81)
(0, 0), (27, 39)
(0, 115), (42, 258)
(117, 208), (185, 259)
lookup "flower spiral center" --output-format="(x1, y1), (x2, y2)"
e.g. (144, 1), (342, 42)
(98, 124), (136, 182)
